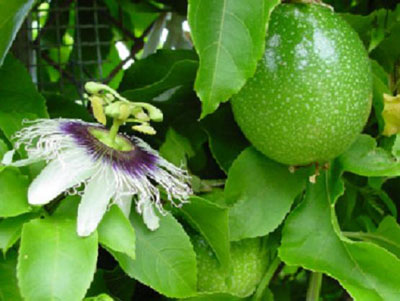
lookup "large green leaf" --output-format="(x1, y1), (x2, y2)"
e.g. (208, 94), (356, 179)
(17, 217), (98, 301)
(0, 55), (48, 138)
(111, 212), (197, 298)
(279, 172), (400, 300)
(188, 0), (280, 117)
(225, 147), (308, 241)
(180, 196), (230, 272)
(0, 168), (31, 218)
(0, 0), (34, 66)
(339, 134), (400, 177)
(0, 250), (23, 300)
(98, 205), (136, 260)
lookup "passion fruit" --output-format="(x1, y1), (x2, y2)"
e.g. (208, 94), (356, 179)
(231, 3), (372, 166)
(193, 235), (268, 297)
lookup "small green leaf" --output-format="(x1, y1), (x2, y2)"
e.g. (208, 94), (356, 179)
(0, 213), (37, 255)
(279, 172), (400, 300)
(0, 138), (8, 157)
(84, 293), (114, 301)
(225, 147), (308, 241)
(339, 134), (400, 177)
(188, 0), (280, 117)
(17, 217), (98, 301)
(349, 217), (400, 259)
(111, 212), (197, 298)
(180, 196), (230, 272)
(0, 0), (34, 66)
(98, 205), (136, 259)
(0, 168), (31, 217)
(0, 250), (23, 300)
(160, 128), (195, 166)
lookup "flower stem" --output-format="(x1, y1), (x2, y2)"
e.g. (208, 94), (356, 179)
(109, 118), (123, 142)
(252, 256), (281, 300)
(306, 272), (323, 301)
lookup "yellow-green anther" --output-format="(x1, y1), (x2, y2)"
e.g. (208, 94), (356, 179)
(90, 95), (107, 125)
(382, 93), (400, 136)
(132, 123), (156, 135)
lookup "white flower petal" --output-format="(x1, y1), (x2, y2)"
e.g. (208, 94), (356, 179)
(1, 150), (15, 165)
(77, 168), (116, 237)
(115, 194), (132, 218)
(1, 150), (43, 167)
(142, 201), (160, 231)
(28, 151), (95, 205)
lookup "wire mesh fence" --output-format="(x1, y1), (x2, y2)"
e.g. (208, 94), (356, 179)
(13, 0), (151, 97)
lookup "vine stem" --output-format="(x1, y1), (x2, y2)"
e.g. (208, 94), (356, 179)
(306, 272), (323, 301)
(252, 257), (281, 300)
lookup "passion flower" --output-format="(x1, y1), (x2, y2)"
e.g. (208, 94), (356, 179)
(2, 82), (192, 237)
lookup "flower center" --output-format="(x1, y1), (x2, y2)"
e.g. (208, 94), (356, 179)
(88, 127), (134, 151)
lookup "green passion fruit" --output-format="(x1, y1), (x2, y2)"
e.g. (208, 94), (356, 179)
(193, 235), (269, 297)
(231, 3), (372, 166)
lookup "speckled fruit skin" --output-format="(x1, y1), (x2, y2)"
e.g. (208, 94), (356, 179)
(193, 236), (268, 297)
(231, 3), (372, 166)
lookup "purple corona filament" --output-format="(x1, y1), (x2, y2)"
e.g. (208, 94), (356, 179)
(60, 121), (157, 177)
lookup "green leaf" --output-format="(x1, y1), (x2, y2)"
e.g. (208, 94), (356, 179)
(122, 59), (198, 102)
(0, 0), (34, 66)
(111, 212), (197, 298)
(0, 55), (48, 139)
(225, 147), (308, 241)
(188, 0), (280, 117)
(17, 217), (98, 301)
(372, 69), (390, 133)
(371, 19), (400, 73)
(103, 267), (135, 301)
(84, 293), (114, 301)
(200, 104), (248, 173)
(44, 92), (93, 121)
(98, 205), (136, 260)
(120, 49), (198, 92)
(180, 196), (230, 272)
(279, 172), (400, 301)
(0, 168), (31, 217)
(339, 134), (400, 177)
(0, 213), (38, 255)
(183, 292), (244, 301)
(0, 138), (8, 157)
(160, 128), (195, 166)
(346, 217), (400, 259)
(0, 250), (23, 300)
